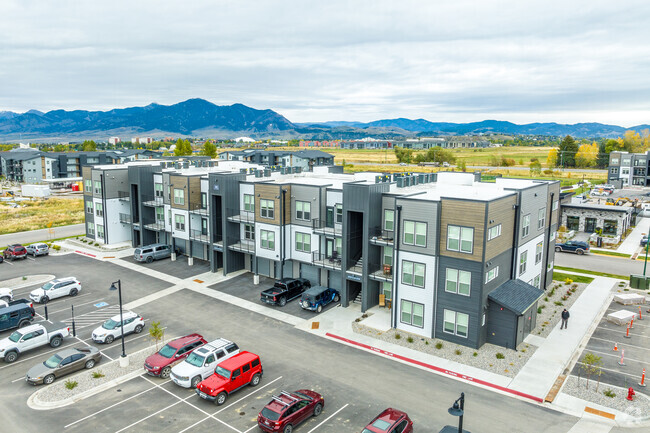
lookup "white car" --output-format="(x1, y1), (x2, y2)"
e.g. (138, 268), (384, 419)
(0, 288), (13, 304)
(92, 311), (145, 344)
(30, 277), (81, 304)
(170, 339), (240, 388)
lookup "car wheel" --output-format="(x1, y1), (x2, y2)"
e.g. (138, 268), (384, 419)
(146, 256), (153, 264)
(555, 247), (561, 252)
(216, 392), (227, 405)
(18, 320), (30, 328)
(191, 376), (202, 388)
(317, 304), (323, 313)
(134, 325), (143, 334)
(577, 249), (584, 255)
(4, 351), (18, 363)
(43, 374), (55, 385)
(41, 296), (49, 304)
(50, 336), (62, 348)
(160, 367), (171, 379)
(250, 373), (261, 387)
(279, 297), (287, 307)
(283, 424), (293, 433)
(105, 335), (115, 344)
(313, 403), (322, 417)
(333, 294), (340, 303)
(85, 359), (95, 369)
(69, 288), (78, 297)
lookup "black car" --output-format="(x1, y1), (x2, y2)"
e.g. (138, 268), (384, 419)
(260, 278), (311, 307)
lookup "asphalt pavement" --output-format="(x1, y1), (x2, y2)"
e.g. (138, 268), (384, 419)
(555, 251), (646, 277)
(0, 223), (85, 246)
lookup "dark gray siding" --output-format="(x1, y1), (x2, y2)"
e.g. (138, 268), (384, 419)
(514, 184), (548, 245)
(479, 248), (513, 346)
(487, 301), (517, 349)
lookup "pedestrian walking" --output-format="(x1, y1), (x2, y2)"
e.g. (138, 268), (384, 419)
(561, 309), (570, 330)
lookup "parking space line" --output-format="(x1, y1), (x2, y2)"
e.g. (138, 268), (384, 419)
(114, 394), (192, 433)
(0, 336), (94, 371)
(574, 364), (647, 381)
(47, 298), (107, 315)
(589, 337), (650, 352)
(307, 404), (349, 433)
(586, 347), (646, 364)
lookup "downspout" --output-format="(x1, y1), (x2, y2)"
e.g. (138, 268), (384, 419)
(511, 203), (520, 280)
(391, 205), (402, 329)
(280, 188), (287, 279)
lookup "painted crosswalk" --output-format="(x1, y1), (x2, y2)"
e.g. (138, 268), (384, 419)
(62, 305), (123, 329)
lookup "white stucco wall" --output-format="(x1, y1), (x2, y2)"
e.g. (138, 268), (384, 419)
(516, 233), (545, 288)
(395, 250), (436, 338)
(104, 198), (131, 244)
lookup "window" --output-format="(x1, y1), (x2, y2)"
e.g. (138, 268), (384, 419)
(538, 208), (546, 229)
(611, 158), (619, 164)
(402, 260), (425, 288)
(168, 209), (172, 225)
(201, 192), (207, 209)
(335, 204), (343, 223)
(174, 215), (185, 231)
(244, 194), (254, 212)
(404, 221), (426, 247)
(87, 222), (94, 235)
(400, 300), (424, 328)
(156, 207), (164, 222)
(154, 183), (163, 197)
(487, 224), (501, 241)
(535, 241), (544, 264)
(533, 274), (541, 289)
(550, 231), (556, 241)
(296, 201), (311, 221)
(603, 220), (618, 235)
(261, 230), (275, 249)
(95, 203), (103, 217)
(335, 238), (342, 255)
(96, 225), (104, 239)
(244, 224), (254, 240)
(485, 266), (499, 283)
(382, 282), (392, 301)
(447, 225), (474, 253)
(384, 209), (394, 231)
(552, 201), (558, 212)
(519, 250), (527, 275)
(521, 214), (530, 238)
(260, 199), (275, 219)
(94, 181), (102, 194)
(86, 202), (93, 214)
(84, 180), (92, 192)
(173, 189), (185, 205)
(443, 310), (469, 338)
(445, 269), (471, 296)
(295, 232), (311, 252)
(383, 246), (393, 266)
(610, 168), (619, 175)
(242, 363), (250, 373)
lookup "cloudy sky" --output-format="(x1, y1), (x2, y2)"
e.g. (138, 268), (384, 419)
(1, 1), (649, 126)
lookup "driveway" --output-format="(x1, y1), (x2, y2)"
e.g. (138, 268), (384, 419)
(119, 256), (210, 280)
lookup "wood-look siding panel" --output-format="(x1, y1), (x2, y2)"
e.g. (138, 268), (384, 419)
(170, 175), (189, 210)
(254, 184), (291, 225)
(439, 199), (485, 262)
(188, 176), (202, 209)
(485, 195), (516, 261)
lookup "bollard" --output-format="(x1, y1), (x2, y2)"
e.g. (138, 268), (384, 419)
(44, 305), (48, 321)
(630, 317), (634, 329)
(619, 349), (626, 366)
(639, 306), (643, 321)
(624, 324), (631, 338)
(640, 369), (647, 387)
(71, 305), (76, 337)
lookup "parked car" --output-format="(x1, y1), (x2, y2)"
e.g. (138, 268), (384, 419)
(30, 277), (81, 304)
(361, 408), (413, 433)
(257, 389), (324, 433)
(134, 244), (172, 263)
(0, 322), (70, 363)
(91, 311), (145, 344)
(171, 338), (240, 388)
(0, 300), (35, 331)
(26, 243), (49, 257)
(640, 236), (648, 247)
(0, 287), (13, 304)
(261, 278), (311, 307)
(3, 244), (27, 261)
(299, 286), (340, 313)
(144, 333), (208, 378)
(26, 346), (101, 385)
(555, 240), (590, 255)
(0, 255), (4, 263)
(196, 351), (263, 405)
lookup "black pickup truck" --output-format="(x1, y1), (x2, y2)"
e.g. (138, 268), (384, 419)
(260, 278), (311, 307)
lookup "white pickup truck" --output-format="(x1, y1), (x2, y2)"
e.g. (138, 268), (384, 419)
(0, 322), (71, 363)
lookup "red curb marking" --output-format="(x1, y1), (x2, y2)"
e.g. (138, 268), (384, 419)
(75, 250), (97, 258)
(326, 332), (544, 403)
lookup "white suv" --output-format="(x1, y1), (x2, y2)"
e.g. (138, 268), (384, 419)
(92, 311), (145, 344)
(0, 288), (13, 304)
(170, 338), (239, 388)
(30, 277), (81, 304)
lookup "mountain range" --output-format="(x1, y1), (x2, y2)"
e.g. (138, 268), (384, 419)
(0, 98), (647, 142)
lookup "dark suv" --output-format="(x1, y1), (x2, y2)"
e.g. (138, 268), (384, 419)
(555, 240), (590, 255)
(0, 301), (35, 332)
(300, 286), (340, 313)
(3, 245), (27, 261)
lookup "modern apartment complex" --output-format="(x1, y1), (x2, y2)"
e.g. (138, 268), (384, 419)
(607, 150), (650, 187)
(84, 164), (559, 350)
(218, 149), (334, 169)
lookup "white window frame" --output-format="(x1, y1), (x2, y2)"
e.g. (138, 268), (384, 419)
(445, 268), (471, 296)
(552, 201), (558, 212)
(260, 199), (275, 219)
(447, 225), (474, 253)
(538, 208), (546, 229)
(335, 204), (343, 223)
(485, 266), (499, 283)
(443, 310), (469, 338)
(404, 221), (427, 247)
(521, 214), (530, 238)
(400, 300), (424, 328)
(87, 222), (94, 235)
(401, 260), (425, 288)
(243, 194), (254, 212)
(384, 209), (395, 231)
(519, 250), (527, 275)
(295, 232), (311, 252)
(533, 274), (541, 289)
(86, 201), (93, 214)
(535, 241), (544, 264)
(296, 201), (311, 221)
(96, 224), (104, 239)
(487, 224), (502, 241)
(260, 229), (275, 250)
(95, 202), (103, 217)
(173, 189), (185, 205)
(174, 214), (185, 231)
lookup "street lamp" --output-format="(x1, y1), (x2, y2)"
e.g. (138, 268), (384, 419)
(439, 392), (470, 433)
(109, 280), (127, 359)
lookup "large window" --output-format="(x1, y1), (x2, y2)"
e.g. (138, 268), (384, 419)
(260, 199), (274, 219)
(400, 300), (424, 328)
(404, 221), (426, 247)
(443, 310), (469, 338)
(173, 189), (185, 205)
(447, 225), (474, 253)
(87, 222), (94, 235)
(295, 232), (311, 252)
(244, 194), (254, 212)
(296, 201), (311, 221)
(382, 282), (392, 301)
(485, 266), (499, 283)
(94, 181), (102, 195)
(95, 203), (103, 217)
(96, 225), (104, 239)
(445, 269), (471, 296)
(154, 183), (163, 197)
(384, 210), (395, 231)
(86, 201), (93, 214)
(383, 246), (393, 266)
(487, 224), (501, 241)
(84, 180), (92, 192)
(260, 230), (275, 249)
(521, 214), (530, 238)
(538, 208), (546, 229)
(174, 215), (185, 231)
(155, 207), (164, 222)
(552, 201), (559, 211)
(519, 250), (527, 275)
(603, 220), (618, 235)
(335, 204), (343, 223)
(535, 241), (544, 264)
(244, 224), (254, 240)
(402, 260), (425, 288)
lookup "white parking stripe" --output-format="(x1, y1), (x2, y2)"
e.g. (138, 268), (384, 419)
(114, 394), (199, 433)
(307, 404), (349, 433)
(47, 298), (108, 314)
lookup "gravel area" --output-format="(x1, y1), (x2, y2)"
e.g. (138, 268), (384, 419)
(533, 278), (595, 338)
(35, 344), (156, 403)
(563, 375), (650, 417)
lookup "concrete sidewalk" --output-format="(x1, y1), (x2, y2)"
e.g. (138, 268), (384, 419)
(614, 216), (649, 255)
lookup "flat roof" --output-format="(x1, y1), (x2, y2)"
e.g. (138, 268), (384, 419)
(561, 203), (633, 213)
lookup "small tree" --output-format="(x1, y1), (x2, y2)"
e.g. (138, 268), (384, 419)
(458, 160), (467, 172)
(580, 352), (602, 389)
(149, 321), (165, 350)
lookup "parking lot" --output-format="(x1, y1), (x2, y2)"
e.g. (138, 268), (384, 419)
(120, 255), (211, 280)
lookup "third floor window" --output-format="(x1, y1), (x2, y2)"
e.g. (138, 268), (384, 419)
(384, 209), (394, 231)
(244, 194), (254, 212)
(296, 201), (311, 221)
(173, 189), (185, 205)
(260, 199), (275, 219)
(447, 225), (473, 253)
(404, 221), (426, 247)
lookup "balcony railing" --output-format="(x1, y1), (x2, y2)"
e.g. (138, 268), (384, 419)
(118, 213), (131, 224)
(190, 229), (210, 243)
(228, 240), (255, 253)
(142, 195), (164, 207)
(369, 263), (393, 282)
(312, 218), (342, 236)
(190, 203), (209, 215)
(312, 251), (342, 270)
(118, 191), (130, 201)
(227, 209), (256, 224)
(369, 227), (395, 246)
(213, 234), (224, 250)
(143, 220), (166, 231)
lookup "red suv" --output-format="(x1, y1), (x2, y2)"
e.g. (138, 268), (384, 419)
(361, 408), (413, 433)
(258, 389), (324, 433)
(144, 333), (207, 378)
(3, 245), (27, 261)
(196, 351), (262, 405)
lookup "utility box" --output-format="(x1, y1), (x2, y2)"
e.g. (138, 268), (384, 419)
(630, 274), (650, 290)
(21, 184), (51, 197)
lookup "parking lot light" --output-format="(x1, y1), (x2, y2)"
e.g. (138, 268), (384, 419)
(109, 280), (128, 364)
(439, 392), (470, 433)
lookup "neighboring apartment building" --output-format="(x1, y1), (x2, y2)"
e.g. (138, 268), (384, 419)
(86, 164), (559, 350)
(607, 150), (650, 187)
(218, 149), (334, 169)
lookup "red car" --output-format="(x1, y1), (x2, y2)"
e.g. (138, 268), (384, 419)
(196, 351), (263, 405)
(361, 408), (413, 433)
(144, 333), (207, 378)
(258, 389), (324, 433)
(3, 245), (27, 261)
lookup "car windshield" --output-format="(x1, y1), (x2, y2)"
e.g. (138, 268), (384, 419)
(158, 344), (177, 358)
(261, 407), (280, 421)
(185, 352), (205, 367)
(215, 366), (231, 379)
(44, 354), (62, 368)
(8, 331), (21, 342)
(371, 419), (392, 430)
(42, 282), (54, 291)
(361, 430), (374, 433)
(102, 319), (120, 330)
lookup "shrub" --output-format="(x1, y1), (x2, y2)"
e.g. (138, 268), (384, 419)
(544, 296), (549, 302)
(435, 342), (443, 349)
(22, 276), (27, 281)
(406, 336), (414, 343)
(496, 353), (505, 359)
(395, 333), (401, 340)
(425, 340), (429, 345)
(473, 352), (478, 357)
(561, 296), (568, 301)
(603, 389), (616, 398)
(537, 307), (542, 314)
(52, 245), (61, 251)
(92, 371), (105, 379)
(521, 348), (527, 353)
(455, 349), (462, 355)
(554, 301), (564, 306)
(564, 278), (573, 285)
(65, 380), (78, 390)
(571, 284), (578, 289)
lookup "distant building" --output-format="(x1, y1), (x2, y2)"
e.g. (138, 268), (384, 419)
(218, 149), (334, 169)
(607, 151), (650, 187)
(131, 137), (153, 145)
(108, 137), (121, 146)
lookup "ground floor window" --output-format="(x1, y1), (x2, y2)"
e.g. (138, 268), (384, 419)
(96, 225), (104, 239)
(400, 300), (424, 328)
(87, 222), (94, 236)
(260, 230), (275, 250)
(174, 215), (185, 231)
(443, 310), (468, 338)
(603, 219), (618, 235)
(382, 282), (392, 301)
(533, 274), (541, 289)
(566, 216), (580, 231)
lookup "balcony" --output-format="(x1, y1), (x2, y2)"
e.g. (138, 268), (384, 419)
(118, 213), (131, 224)
(143, 221), (166, 231)
(227, 209), (256, 224)
(312, 218), (342, 237)
(369, 228), (394, 246)
(142, 195), (164, 207)
(228, 240), (255, 253)
(190, 203), (209, 216)
(213, 234), (224, 251)
(117, 191), (130, 202)
(369, 263), (393, 282)
(190, 229), (210, 243)
(312, 251), (342, 270)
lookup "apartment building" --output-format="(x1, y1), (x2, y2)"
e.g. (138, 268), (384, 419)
(85, 165), (559, 350)
(218, 149), (334, 169)
(607, 150), (650, 187)
(0, 150), (57, 183)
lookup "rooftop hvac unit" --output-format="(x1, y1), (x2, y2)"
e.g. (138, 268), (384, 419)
(264, 169), (271, 177)
(396, 178), (405, 188)
(255, 170), (262, 178)
(240, 168), (247, 174)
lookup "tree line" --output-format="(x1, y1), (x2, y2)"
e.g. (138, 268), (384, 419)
(549, 130), (650, 168)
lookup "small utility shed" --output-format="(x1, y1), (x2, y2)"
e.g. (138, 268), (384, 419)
(487, 280), (544, 349)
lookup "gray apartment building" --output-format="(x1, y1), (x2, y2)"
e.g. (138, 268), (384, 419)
(607, 150), (650, 187)
(218, 149), (334, 169)
(84, 164), (559, 350)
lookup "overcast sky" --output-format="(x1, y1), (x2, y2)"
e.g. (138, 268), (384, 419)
(1, 1), (649, 126)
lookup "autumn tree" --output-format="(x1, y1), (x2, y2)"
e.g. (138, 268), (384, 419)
(547, 148), (558, 167)
(394, 147), (414, 164)
(529, 158), (542, 176)
(575, 142), (598, 167)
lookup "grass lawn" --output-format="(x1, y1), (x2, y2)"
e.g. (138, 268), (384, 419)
(0, 197), (84, 235)
(552, 271), (595, 284)
(554, 266), (629, 281)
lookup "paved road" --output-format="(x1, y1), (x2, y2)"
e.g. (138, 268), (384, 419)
(0, 223), (85, 245)
(348, 162), (607, 173)
(555, 251), (646, 276)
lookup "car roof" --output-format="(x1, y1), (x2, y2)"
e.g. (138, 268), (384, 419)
(374, 408), (408, 425)
(0, 303), (32, 314)
(49, 277), (78, 283)
(139, 243), (168, 248)
(196, 338), (233, 354)
(167, 333), (204, 348)
(218, 351), (258, 369)
(265, 391), (302, 413)
(109, 311), (138, 321)
(54, 348), (79, 358)
(302, 286), (330, 296)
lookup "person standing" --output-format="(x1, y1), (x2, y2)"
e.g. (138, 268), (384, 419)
(561, 309), (570, 329)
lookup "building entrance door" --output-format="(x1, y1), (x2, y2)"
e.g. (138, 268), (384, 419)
(585, 218), (597, 233)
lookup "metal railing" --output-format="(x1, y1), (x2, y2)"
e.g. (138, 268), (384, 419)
(227, 208), (256, 224)
(142, 195), (164, 207)
(143, 220), (166, 231)
(369, 262), (393, 281)
(312, 251), (342, 270)
(190, 229), (210, 243)
(228, 240), (255, 253)
(118, 213), (131, 224)
(213, 234), (224, 249)
(369, 227), (395, 245)
(312, 218), (342, 236)
(189, 203), (209, 215)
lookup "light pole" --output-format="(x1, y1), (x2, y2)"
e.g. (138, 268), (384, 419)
(644, 239), (649, 276)
(439, 392), (470, 433)
(109, 280), (127, 360)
